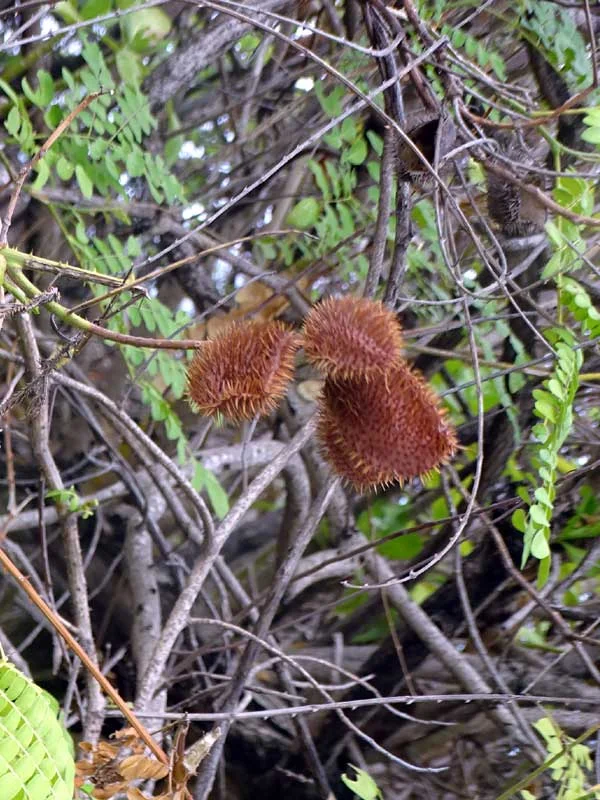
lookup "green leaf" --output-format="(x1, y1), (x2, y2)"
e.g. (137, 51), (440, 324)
(366, 129), (383, 156)
(377, 532), (423, 561)
(366, 160), (380, 182)
(116, 47), (142, 86)
(0, 660), (75, 800)
(21, 70), (54, 107)
(512, 509), (527, 533)
(122, 7), (172, 51)
(81, 0), (112, 19)
(128, 306), (141, 326)
(341, 766), (382, 800)
(337, 202), (354, 238)
(581, 126), (600, 145)
(31, 159), (50, 192)
(56, 156), (74, 181)
(325, 161), (342, 199)
(308, 161), (331, 202)
(531, 530), (550, 559)
(286, 197), (320, 229)
(344, 136), (368, 165)
(75, 164), (94, 199)
(126, 235), (141, 257)
(192, 462), (229, 519)
(546, 378), (563, 400)
(53, 1), (79, 23)
(5, 106), (21, 138)
(533, 392), (557, 423)
(140, 303), (157, 332)
(204, 470), (229, 519)
(340, 117), (357, 143)
(529, 504), (548, 526)
(533, 716), (556, 739)
(534, 487), (552, 508)
(88, 139), (108, 160)
(532, 423), (549, 442)
(538, 466), (552, 483)
(315, 82), (345, 118)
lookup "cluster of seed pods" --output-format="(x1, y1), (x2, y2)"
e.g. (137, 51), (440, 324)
(302, 297), (457, 492)
(186, 296), (457, 493)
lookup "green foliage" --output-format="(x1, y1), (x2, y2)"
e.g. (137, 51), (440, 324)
(558, 486), (600, 544)
(46, 487), (98, 519)
(442, 25), (507, 80)
(560, 278), (600, 338)
(121, 6), (172, 51)
(581, 106), (600, 146)
(341, 765), (383, 800)
(255, 78), (376, 285)
(407, 199), (448, 303)
(1, 40), (230, 519)
(3, 37), (183, 204)
(192, 462), (229, 521)
(0, 658), (75, 800)
(523, 718), (600, 800)
(286, 197), (320, 230)
(517, 619), (564, 653)
(357, 499), (423, 561)
(543, 177), (595, 280)
(512, 330), (582, 585)
(521, 0), (592, 87)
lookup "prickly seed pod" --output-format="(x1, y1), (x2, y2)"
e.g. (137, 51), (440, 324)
(486, 132), (547, 236)
(302, 296), (403, 380)
(317, 363), (457, 493)
(187, 320), (300, 421)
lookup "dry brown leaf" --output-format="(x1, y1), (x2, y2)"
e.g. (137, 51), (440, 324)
(183, 727), (221, 775)
(205, 274), (311, 338)
(112, 726), (140, 741)
(79, 740), (119, 761)
(119, 754), (170, 782)
(92, 781), (127, 799)
(234, 280), (274, 307)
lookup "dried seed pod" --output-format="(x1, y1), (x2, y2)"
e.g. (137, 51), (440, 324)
(187, 320), (300, 421)
(486, 132), (547, 236)
(398, 109), (456, 187)
(317, 363), (457, 492)
(302, 296), (403, 380)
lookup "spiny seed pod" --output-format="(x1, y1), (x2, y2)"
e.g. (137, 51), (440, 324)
(317, 363), (457, 492)
(187, 320), (300, 421)
(302, 296), (403, 380)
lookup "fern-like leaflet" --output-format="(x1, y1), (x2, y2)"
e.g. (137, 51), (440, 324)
(560, 278), (600, 338)
(513, 330), (582, 586)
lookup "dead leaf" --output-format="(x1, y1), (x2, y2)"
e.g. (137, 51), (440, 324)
(119, 754), (170, 782)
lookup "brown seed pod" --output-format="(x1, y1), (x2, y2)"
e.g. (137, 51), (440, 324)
(317, 363), (457, 492)
(398, 109), (456, 187)
(187, 320), (300, 421)
(302, 296), (403, 380)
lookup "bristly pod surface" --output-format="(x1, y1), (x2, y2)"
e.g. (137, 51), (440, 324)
(302, 296), (403, 380)
(187, 320), (301, 421)
(317, 363), (457, 493)
(0, 659), (75, 800)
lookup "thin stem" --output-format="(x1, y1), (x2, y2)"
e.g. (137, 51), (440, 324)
(6, 265), (202, 349)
